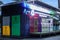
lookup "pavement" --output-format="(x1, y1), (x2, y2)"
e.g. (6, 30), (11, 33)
(0, 35), (60, 40)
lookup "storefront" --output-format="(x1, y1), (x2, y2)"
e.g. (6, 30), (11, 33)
(1, 1), (60, 38)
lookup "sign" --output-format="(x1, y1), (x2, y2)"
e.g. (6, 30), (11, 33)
(12, 15), (20, 36)
(50, 10), (55, 16)
(2, 26), (10, 36)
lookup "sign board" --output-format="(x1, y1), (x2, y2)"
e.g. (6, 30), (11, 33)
(50, 10), (55, 16)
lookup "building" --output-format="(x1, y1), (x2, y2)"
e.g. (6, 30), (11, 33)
(1, 0), (60, 38)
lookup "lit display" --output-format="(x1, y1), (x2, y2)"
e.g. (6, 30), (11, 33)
(12, 15), (20, 36)
(2, 26), (10, 36)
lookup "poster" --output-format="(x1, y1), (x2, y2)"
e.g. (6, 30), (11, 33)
(3, 16), (10, 26)
(12, 15), (20, 36)
(2, 26), (10, 36)
(2, 16), (10, 36)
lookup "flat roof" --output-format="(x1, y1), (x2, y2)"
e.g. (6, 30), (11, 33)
(2, 1), (60, 12)
(34, 1), (60, 12)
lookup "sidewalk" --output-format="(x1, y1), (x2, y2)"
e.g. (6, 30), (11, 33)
(0, 35), (60, 40)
